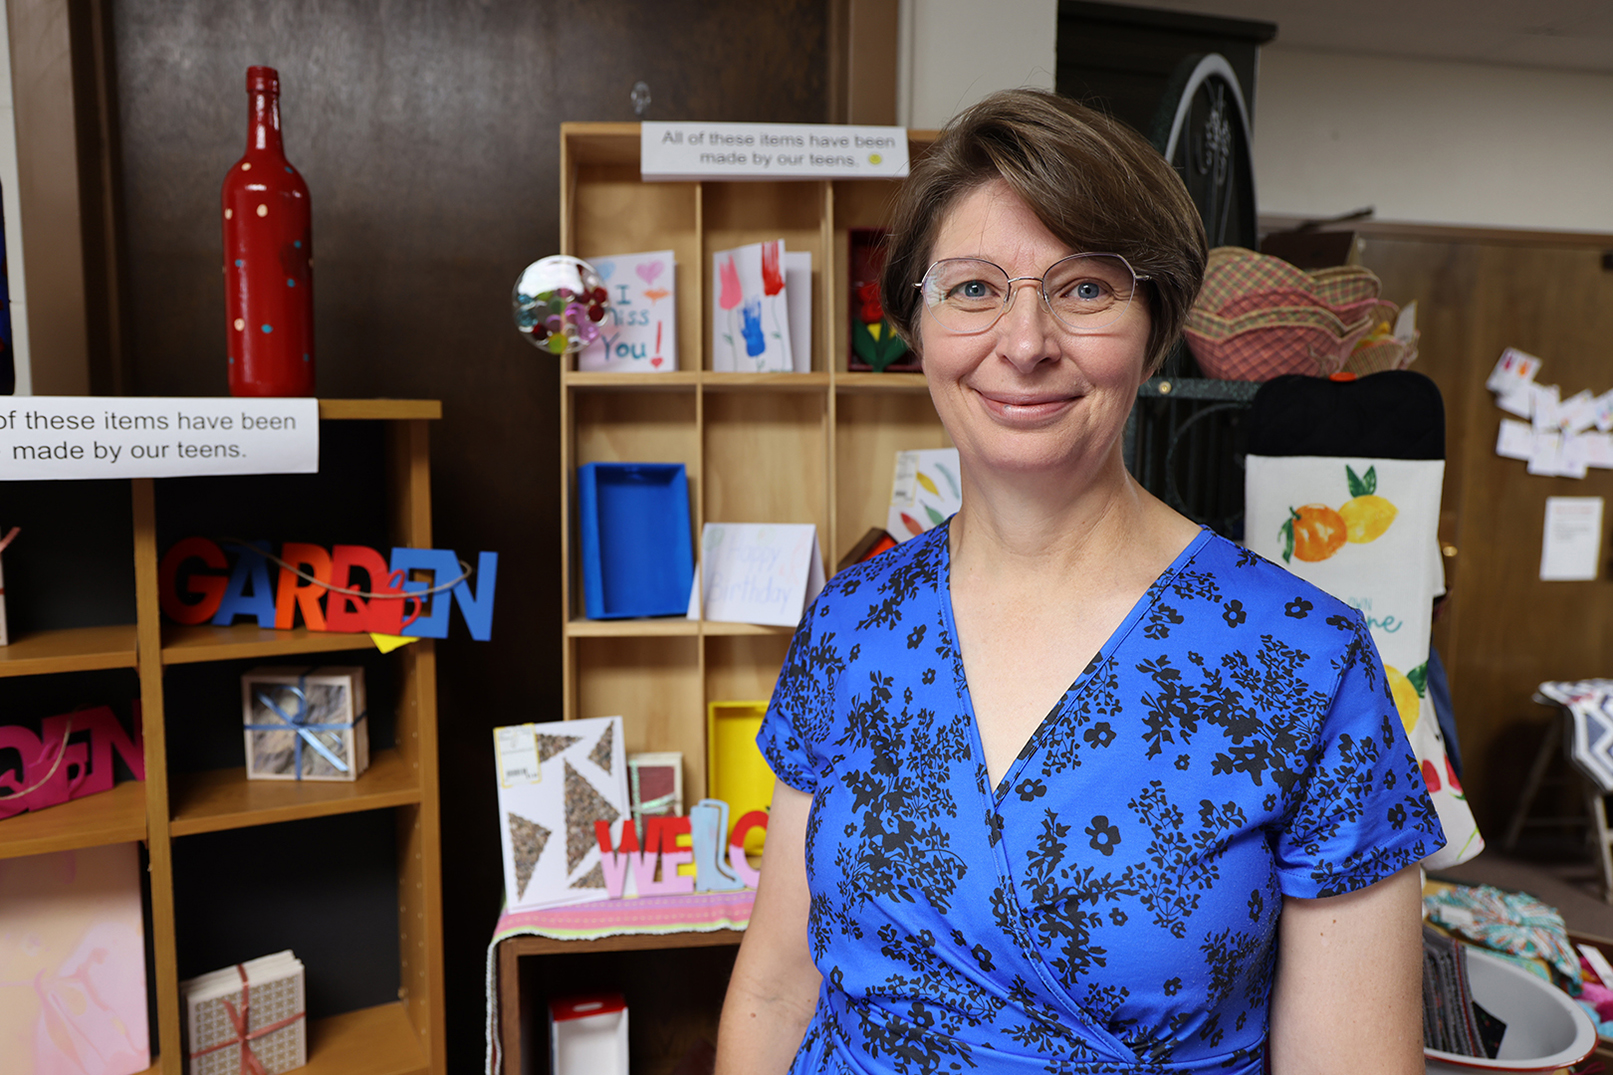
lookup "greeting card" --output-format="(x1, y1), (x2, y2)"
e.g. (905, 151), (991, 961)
(712, 240), (793, 372)
(578, 250), (677, 372)
(493, 716), (628, 911)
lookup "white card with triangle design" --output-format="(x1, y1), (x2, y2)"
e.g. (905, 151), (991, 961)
(493, 715), (628, 911)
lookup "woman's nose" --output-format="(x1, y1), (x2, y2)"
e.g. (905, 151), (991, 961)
(997, 279), (1060, 370)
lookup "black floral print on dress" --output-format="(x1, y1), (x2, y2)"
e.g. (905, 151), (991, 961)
(758, 525), (1443, 1074)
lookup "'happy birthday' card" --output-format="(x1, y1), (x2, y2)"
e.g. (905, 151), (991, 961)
(579, 250), (677, 373)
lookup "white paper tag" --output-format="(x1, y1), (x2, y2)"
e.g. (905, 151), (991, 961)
(1541, 496), (1604, 581)
(1496, 419), (1534, 461)
(1486, 347), (1542, 395)
(495, 724), (541, 787)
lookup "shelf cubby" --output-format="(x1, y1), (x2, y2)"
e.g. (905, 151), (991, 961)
(0, 624), (139, 677)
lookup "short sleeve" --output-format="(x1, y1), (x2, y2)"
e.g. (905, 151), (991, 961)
(1273, 622), (1446, 899)
(756, 592), (844, 795)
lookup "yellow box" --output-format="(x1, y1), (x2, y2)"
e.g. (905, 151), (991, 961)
(707, 700), (774, 854)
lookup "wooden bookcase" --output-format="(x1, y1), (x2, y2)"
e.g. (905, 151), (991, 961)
(513, 125), (948, 1072)
(0, 400), (445, 1075)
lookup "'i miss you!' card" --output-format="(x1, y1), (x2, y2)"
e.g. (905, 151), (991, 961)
(578, 250), (677, 372)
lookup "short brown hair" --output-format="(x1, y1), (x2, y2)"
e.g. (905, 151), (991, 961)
(880, 89), (1206, 375)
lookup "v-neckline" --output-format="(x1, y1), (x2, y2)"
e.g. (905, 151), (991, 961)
(936, 523), (1213, 805)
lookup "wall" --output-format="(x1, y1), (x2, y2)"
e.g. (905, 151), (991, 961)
(1253, 46), (1613, 233)
(902, 13), (1613, 234)
(898, 0), (1057, 128)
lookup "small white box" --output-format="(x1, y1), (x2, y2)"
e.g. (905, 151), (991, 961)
(242, 667), (369, 781)
(549, 993), (627, 1075)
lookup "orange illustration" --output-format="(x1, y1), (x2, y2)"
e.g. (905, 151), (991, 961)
(1279, 465), (1396, 563)
(1386, 664), (1420, 733)
(1283, 505), (1346, 562)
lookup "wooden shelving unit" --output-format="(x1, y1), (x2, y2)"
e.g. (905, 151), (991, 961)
(0, 400), (445, 1075)
(496, 124), (952, 1073)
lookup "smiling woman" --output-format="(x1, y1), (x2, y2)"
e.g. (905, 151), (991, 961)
(716, 90), (1442, 1075)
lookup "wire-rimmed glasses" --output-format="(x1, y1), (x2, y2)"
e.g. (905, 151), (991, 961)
(916, 253), (1149, 335)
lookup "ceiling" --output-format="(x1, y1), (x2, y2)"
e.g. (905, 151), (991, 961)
(1123, 0), (1613, 74)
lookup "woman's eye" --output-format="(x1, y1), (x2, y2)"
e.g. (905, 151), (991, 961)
(953, 280), (994, 300)
(1072, 280), (1106, 301)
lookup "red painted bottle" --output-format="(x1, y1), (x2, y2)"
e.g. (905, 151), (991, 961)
(222, 65), (314, 396)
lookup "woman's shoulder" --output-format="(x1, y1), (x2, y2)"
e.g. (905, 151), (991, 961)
(811, 525), (947, 625)
(1163, 529), (1370, 648)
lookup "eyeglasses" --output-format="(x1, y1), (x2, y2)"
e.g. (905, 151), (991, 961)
(916, 253), (1149, 335)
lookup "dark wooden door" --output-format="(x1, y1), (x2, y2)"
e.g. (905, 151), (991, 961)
(1361, 229), (1613, 838)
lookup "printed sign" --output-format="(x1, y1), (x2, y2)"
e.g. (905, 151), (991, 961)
(0, 397), (318, 480)
(642, 122), (909, 182)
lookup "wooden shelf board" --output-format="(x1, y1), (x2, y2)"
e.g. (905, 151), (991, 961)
(701, 371), (830, 392)
(566, 617), (698, 638)
(0, 624), (138, 678)
(564, 371), (699, 391)
(162, 623), (378, 665)
(833, 372), (929, 393)
(317, 399), (441, 421)
(561, 123), (641, 165)
(0, 779), (147, 860)
(302, 1001), (428, 1075)
(169, 747), (421, 837)
(701, 621), (795, 636)
(502, 927), (745, 958)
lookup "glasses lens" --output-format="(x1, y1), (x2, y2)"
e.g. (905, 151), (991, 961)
(1043, 254), (1138, 331)
(922, 259), (1011, 333)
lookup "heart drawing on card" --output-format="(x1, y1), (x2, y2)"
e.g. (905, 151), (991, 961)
(636, 260), (665, 285)
(594, 261), (616, 281)
(651, 357), (664, 367)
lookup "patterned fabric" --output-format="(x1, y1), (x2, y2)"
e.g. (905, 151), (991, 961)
(1423, 883), (1580, 989)
(759, 524), (1443, 1074)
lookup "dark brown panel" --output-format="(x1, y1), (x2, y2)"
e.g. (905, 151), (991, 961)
(110, 2), (827, 1069)
(1363, 236), (1613, 836)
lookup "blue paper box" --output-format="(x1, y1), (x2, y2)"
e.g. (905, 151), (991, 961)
(577, 463), (695, 619)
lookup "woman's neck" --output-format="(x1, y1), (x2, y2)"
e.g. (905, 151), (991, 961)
(948, 440), (1153, 580)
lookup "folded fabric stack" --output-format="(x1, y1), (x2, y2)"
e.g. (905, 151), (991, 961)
(1184, 246), (1416, 380)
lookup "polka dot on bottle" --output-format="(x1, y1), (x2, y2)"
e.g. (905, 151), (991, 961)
(261, 324), (273, 333)
(233, 318), (245, 331)
(225, 209), (233, 219)
(302, 353), (310, 362)
(235, 259), (243, 267)
(286, 278), (295, 287)
(256, 204), (268, 217)
(293, 241), (302, 248)
(241, 162), (252, 171)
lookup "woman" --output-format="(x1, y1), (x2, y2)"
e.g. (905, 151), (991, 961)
(716, 90), (1442, 1075)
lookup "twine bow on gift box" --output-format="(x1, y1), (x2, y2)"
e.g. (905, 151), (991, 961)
(187, 963), (305, 1075)
(244, 673), (359, 779)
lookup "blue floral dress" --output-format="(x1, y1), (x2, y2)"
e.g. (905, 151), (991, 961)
(757, 524), (1443, 1074)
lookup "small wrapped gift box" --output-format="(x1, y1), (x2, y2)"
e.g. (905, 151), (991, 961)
(241, 667), (369, 782)
(627, 751), (682, 836)
(182, 950), (306, 1075)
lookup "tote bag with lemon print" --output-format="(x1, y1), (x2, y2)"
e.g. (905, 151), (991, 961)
(1245, 453), (1481, 869)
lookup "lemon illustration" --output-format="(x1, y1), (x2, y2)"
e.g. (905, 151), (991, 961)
(1339, 494), (1397, 543)
(1385, 665), (1420, 734)
(1339, 465), (1396, 544)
